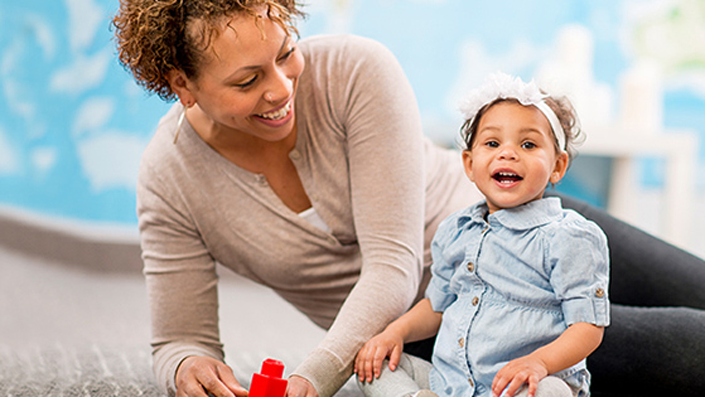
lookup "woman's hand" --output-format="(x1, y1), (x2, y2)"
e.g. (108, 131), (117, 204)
(286, 376), (319, 397)
(354, 330), (405, 383)
(491, 355), (548, 397)
(175, 356), (248, 397)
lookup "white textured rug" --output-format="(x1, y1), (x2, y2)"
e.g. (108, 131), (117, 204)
(0, 344), (160, 396)
(0, 246), (362, 396)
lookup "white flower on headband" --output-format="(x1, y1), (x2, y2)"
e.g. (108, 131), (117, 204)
(458, 72), (548, 120)
(458, 72), (567, 152)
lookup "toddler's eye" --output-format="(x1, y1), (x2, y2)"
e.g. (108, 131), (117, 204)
(485, 141), (499, 148)
(521, 142), (536, 149)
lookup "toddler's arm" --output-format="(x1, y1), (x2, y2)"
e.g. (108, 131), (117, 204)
(491, 322), (604, 397)
(354, 298), (442, 383)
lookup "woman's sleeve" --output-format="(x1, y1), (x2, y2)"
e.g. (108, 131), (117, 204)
(291, 37), (426, 396)
(137, 158), (223, 397)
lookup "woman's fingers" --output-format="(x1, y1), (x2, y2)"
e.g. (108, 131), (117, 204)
(215, 363), (248, 396)
(286, 376), (319, 397)
(175, 356), (247, 397)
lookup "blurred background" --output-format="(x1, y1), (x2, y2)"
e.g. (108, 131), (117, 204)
(0, 0), (703, 255)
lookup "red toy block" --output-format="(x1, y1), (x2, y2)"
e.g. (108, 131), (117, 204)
(249, 359), (288, 397)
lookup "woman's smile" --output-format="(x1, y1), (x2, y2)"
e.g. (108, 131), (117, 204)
(254, 98), (294, 128)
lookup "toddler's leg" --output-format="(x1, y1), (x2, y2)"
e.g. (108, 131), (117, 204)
(513, 376), (575, 397)
(356, 354), (434, 397)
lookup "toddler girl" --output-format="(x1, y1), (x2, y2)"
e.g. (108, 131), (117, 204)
(354, 72), (610, 397)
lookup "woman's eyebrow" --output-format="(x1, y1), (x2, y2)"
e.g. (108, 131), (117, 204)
(222, 36), (290, 84)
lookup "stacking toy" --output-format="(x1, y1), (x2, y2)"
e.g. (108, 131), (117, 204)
(249, 358), (288, 397)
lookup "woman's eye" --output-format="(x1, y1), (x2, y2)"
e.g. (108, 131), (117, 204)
(235, 75), (258, 88)
(279, 46), (295, 62)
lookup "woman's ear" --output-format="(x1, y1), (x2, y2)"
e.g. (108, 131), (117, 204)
(167, 69), (196, 107)
(550, 151), (570, 184)
(462, 150), (475, 183)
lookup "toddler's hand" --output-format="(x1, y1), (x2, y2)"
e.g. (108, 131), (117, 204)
(491, 355), (548, 397)
(354, 331), (404, 383)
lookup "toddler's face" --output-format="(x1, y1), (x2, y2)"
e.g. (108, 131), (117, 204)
(463, 101), (568, 214)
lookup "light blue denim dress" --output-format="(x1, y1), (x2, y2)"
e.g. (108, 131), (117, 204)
(426, 197), (610, 397)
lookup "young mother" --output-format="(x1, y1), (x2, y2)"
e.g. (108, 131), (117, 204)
(112, 1), (705, 397)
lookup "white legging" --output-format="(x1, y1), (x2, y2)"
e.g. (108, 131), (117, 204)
(356, 354), (433, 397)
(356, 353), (576, 397)
(514, 376), (577, 397)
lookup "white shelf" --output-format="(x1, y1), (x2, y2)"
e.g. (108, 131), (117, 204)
(580, 125), (699, 248)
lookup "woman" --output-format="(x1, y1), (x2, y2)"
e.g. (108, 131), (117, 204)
(112, 1), (705, 397)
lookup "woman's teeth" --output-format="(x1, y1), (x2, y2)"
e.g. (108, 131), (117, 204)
(258, 102), (290, 120)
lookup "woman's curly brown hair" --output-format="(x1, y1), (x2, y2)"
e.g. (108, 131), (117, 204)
(112, 0), (304, 101)
(460, 95), (584, 166)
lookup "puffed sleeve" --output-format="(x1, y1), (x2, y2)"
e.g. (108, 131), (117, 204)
(137, 146), (223, 397)
(425, 214), (460, 312)
(547, 212), (611, 327)
(290, 36), (426, 396)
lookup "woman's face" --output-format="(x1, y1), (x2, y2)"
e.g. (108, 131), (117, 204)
(182, 10), (305, 143)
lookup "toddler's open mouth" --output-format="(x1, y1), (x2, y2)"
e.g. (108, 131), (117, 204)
(493, 171), (523, 184)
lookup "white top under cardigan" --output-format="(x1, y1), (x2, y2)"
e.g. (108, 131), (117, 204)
(136, 34), (481, 397)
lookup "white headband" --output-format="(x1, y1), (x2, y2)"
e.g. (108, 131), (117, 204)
(458, 72), (566, 152)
